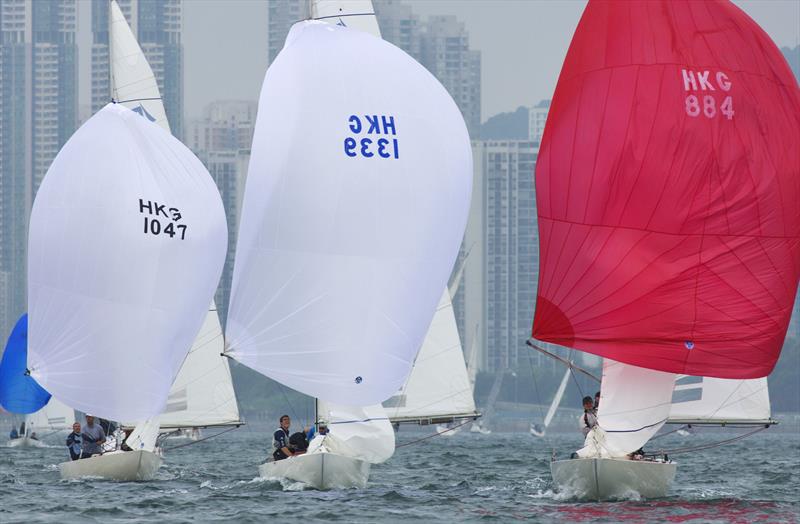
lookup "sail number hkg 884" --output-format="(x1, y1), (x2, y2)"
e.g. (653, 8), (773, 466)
(139, 198), (187, 240)
(682, 69), (734, 120)
(344, 114), (399, 159)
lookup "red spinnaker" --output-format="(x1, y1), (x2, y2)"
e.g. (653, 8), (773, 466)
(532, 0), (800, 379)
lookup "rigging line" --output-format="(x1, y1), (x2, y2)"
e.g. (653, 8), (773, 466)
(161, 425), (240, 452)
(651, 426), (768, 456)
(395, 419), (473, 448)
(525, 341), (547, 426)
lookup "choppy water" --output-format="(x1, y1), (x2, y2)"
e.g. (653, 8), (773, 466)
(1, 426), (798, 522)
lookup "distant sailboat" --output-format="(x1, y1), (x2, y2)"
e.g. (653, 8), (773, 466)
(530, 0), (799, 500)
(530, 367), (570, 438)
(224, 0), (471, 489)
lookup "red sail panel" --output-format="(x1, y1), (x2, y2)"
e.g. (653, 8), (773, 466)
(532, 0), (800, 379)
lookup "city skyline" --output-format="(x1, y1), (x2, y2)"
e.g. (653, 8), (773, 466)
(69, 0), (800, 121)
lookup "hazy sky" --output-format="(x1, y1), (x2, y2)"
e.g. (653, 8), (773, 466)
(77, 0), (800, 122)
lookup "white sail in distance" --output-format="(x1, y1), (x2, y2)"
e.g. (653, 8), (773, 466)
(109, 0), (239, 431)
(544, 367), (571, 430)
(383, 290), (478, 423)
(225, 21), (472, 406)
(108, 0), (170, 132)
(27, 104), (228, 421)
(668, 376), (771, 425)
(27, 398), (75, 432)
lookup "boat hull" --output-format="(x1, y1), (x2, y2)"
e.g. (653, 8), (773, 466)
(258, 451), (370, 490)
(551, 457), (676, 501)
(7, 436), (46, 448)
(59, 450), (162, 481)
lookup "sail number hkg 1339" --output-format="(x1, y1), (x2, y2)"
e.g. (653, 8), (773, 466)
(344, 114), (399, 159)
(138, 199), (187, 240)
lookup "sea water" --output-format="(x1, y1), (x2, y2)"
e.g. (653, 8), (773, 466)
(1, 426), (797, 522)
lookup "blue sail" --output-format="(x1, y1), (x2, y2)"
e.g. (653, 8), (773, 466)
(0, 314), (51, 414)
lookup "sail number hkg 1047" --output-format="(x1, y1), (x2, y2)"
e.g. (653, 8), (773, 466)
(344, 114), (399, 159)
(139, 199), (187, 239)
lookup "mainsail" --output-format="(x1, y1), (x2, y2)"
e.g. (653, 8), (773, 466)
(225, 20), (472, 406)
(531, 0), (800, 379)
(109, 0), (240, 432)
(27, 103), (228, 421)
(383, 290), (478, 424)
(108, 0), (170, 131)
(310, 0), (381, 37)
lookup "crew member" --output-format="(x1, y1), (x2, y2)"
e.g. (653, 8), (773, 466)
(81, 414), (106, 456)
(580, 396), (597, 437)
(66, 422), (85, 460)
(272, 414), (296, 461)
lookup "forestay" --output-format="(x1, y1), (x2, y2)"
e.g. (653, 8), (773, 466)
(0, 315), (51, 414)
(225, 21), (472, 406)
(668, 376), (771, 424)
(383, 290), (477, 423)
(311, 0), (381, 37)
(578, 359), (675, 458)
(532, 0), (800, 379)
(27, 103), (228, 421)
(109, 0), (170, 131)
(316, 401), (395, 464)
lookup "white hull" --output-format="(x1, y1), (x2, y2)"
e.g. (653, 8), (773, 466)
(59, 450), (162, 481)
(470, 423), (490, 435)
(7, 436), (46, 448)
(435, 424), (461, 437)
(258, 450), (370, 490)
(550, 458), (676, 501)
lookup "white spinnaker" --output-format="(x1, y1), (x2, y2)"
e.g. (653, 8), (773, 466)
(668, 376), (770, 423)
(109, 0), (170, 132)
(316, 401), (394, 463)
(27, 104), (228, 422)
(27, 398), (75, 432)
(310, 0), (381, 37)
(383, 290), (477, 422)
(544, 367), (571, 429)
(578, 359), (675, 458)
(225, 21), (472, 406)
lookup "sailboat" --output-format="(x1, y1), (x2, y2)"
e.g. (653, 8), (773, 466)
(224, 0), (471, 489)
(530, 0), (799, 500)
(26, 90), (227, 482)
(530, 367), (570, 437)
(0, 314), (74, 448)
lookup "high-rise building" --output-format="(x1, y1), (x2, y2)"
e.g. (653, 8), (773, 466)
(419, 16), (481, 139)
(91, 0), (184, 139)
(373, 0), (421, 61)
(528, 100), (550, 143)
(0, 0), (78, 337)
(465, 140), (538, 372)
(187, 101), (256, 323)
(267, 0), (307, 66)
